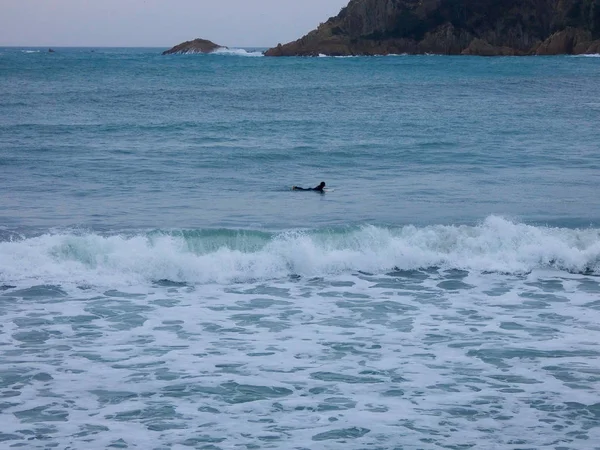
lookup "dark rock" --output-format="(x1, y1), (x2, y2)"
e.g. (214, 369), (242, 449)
(417, 23), (473, 55)
(586, 40), (600, 52)
(535, 27), (595, 54)
(162, 38), (225, 55)
(461, 39), (520, 56)
(264, 0), (600, 57)
(48, 48), (55, 53)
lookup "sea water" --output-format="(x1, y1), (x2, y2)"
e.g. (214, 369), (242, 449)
(1, 47), (600, 449)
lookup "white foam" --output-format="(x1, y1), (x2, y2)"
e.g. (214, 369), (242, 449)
(1, 216), (598, 288)
(2, 219), (600, 448)
(318, 54), (408, 58)
(213, 47), (263, 57)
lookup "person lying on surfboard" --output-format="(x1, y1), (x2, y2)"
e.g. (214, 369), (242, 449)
(292, 181), (326, 192)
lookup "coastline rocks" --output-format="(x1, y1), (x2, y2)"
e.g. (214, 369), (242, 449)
(162, 38), (225, 55)
(417, 23), (473, 55)
(535, 27), (597, 55)
(587, 40), (600, 53)
(264, 0), (600, 57)
(461, 39), (521, 57)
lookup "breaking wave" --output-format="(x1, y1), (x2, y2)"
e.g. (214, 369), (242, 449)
(213, 48), (264, 57)
(1, 216), (599, 287)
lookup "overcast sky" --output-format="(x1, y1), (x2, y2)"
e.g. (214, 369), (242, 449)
(0, 0), (349, 48)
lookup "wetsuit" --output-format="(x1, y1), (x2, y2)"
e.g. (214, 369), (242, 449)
(293, 184), (325, 192)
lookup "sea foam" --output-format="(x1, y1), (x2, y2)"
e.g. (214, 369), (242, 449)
(213, 48), (264, 57)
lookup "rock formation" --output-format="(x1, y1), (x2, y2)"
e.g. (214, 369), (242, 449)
(162, 38), (225, 55)
(264, 0), (600, 56)
(535, 27), (599, 54)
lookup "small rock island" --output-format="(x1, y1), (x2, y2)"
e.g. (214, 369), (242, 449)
(162, 38), (226, 55)
(264, 0), (600, 56)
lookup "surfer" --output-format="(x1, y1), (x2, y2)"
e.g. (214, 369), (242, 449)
(292, 181), (326, 192)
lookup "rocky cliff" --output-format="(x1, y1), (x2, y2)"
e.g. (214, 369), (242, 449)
(264, 0), (600, 56)
(163, 39), (225, 55)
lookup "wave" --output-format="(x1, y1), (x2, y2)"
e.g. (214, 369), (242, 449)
(213, 48), (264, 57)
(1, 217), (599, 287)
(316, 53), (440, 58)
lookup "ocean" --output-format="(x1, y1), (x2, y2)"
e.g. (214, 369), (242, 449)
(1, 47), (600, 449)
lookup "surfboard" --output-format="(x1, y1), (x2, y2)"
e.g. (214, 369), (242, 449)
(291, 187), (334, 192)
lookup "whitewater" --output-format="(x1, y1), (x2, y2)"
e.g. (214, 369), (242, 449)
(2, 217), (600, 288)
(1, 47), (600, 449)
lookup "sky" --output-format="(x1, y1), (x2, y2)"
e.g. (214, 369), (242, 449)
(0, 0), (349, 48)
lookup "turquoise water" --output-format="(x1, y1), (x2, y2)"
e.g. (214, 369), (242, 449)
(1, 47), (600, 449)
